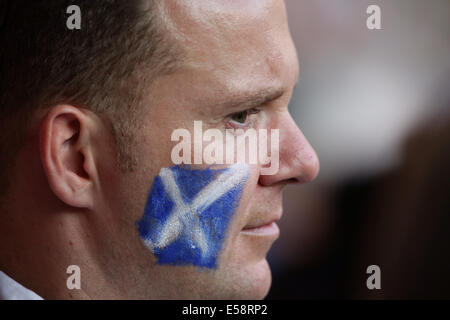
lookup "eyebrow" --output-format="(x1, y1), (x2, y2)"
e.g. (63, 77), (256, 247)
(216, 86), (286, 112)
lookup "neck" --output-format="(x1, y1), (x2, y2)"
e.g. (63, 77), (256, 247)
(0, 188), (128, 299)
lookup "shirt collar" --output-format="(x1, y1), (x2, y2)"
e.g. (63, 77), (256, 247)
(0, 271), (43, 300)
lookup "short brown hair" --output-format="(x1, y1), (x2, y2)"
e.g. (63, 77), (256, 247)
(0, 1), (180, 197)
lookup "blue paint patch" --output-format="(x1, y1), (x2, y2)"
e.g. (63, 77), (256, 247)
(137, 165), (249, 269)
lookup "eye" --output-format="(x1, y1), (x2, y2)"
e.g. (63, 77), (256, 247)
(229, 108), (261, 125)
(230, 111), (248, 124)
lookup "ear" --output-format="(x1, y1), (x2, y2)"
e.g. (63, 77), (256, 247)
(40, 105), (98, 209)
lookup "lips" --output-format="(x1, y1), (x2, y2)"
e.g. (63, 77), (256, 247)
(243, 219), (279, 230)
(242, 211), (282, 232)
(241, 221), (280, 237)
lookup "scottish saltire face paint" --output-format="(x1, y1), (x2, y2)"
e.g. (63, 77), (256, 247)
(137, 164), (249, 269)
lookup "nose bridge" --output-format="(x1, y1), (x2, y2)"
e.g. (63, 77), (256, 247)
(278, 113), (319, 183)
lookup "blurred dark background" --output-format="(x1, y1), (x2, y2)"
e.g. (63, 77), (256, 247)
(267, 0), (450, 299)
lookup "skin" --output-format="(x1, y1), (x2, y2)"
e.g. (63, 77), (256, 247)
(0, 0), (319, 299)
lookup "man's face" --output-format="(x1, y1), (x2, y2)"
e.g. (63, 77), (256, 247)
(98, 0), (318, 299)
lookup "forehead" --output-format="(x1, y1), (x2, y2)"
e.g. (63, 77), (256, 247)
(159, 0), (299, 96)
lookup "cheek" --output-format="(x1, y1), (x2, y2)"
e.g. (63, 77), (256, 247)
(136, 164), (249, 269)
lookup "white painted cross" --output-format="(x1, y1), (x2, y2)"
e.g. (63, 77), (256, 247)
(143, 165), (248, 256)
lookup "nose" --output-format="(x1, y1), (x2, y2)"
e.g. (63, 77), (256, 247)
(259, 113), (319, 186)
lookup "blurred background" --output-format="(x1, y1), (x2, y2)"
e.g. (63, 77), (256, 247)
(267, 0), (450, 299)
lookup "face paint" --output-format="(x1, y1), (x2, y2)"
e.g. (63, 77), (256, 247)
(137, 164), (249, 269)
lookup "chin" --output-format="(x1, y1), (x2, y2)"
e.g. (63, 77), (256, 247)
(245, 258), (273, 299)
(218, 258), (273, 300)
(212, 229), (278, 299)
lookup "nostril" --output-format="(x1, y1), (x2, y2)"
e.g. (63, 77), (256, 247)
(286, 178), (299, 184)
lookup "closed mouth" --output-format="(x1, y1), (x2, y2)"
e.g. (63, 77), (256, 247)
(241, 220), (280, 236)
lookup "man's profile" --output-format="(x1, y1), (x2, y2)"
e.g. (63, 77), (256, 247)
(0, 0), (318, 299)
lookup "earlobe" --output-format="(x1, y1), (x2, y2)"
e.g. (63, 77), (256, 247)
(40, 105), (96, 209)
